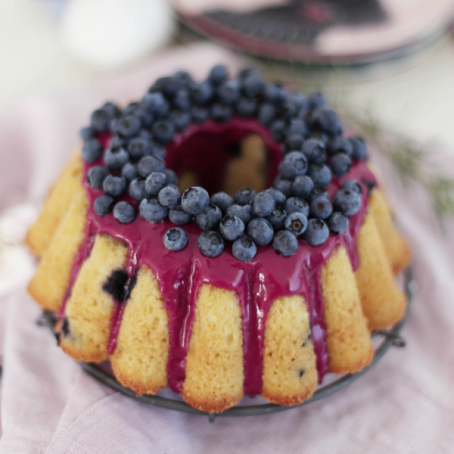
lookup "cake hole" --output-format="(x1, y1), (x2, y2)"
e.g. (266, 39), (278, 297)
(226, 333), (233, 344)
(179, 170), (200, 194)
(165, 121), (281, 196)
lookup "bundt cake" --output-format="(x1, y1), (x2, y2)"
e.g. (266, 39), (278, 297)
(26, 66), (411, 413)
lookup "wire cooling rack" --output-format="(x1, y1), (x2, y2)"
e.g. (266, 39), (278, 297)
(38, 266), (414, 422)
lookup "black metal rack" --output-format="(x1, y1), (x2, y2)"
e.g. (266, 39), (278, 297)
(38, 267), (413, 422)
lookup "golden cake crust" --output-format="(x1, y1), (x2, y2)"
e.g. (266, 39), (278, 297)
(26, 153), (411, 413)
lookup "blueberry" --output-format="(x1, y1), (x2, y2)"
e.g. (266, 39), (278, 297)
(279, 151), (308, 180)
(169, 205), (192, 225)
(309, 187), (329, 202)
(140, 197), (168, 222)
(285, 212), (308, 236)
(173, 70), (195, 90)
(311, 106), (343, 137)
(330, 153), (351, 177)
(287, 119), (308, 138)
(164, 169), (179, 186)
(211, 192), (234, 213)
(292, 175), (314, 199)
(329, 136), (352, 157)
(121, 163), (139, 182)
(152, 120), (175, 145)
(327, 212), (349, 234)
(87, 166), (109, 189)
(242, 75), (265, 97)
(211, 103), (233, 123)
(142, 92), (166, 113)
(309, 131), (329, 145)
(94, 194), (114, 216)
(122, 102), (140, 117)
(302, 139), (326, 164)
(111, 135), (127, 149)
(80, 126), (95, 141)
(232, 236), (257, 262)
(264, 82), (286, 103)
(258, 103), (275, 126)
(273, 230), (299, 256)
(332, 189), (362, 216)
(274, 177), (293, 197)
(110, 118), (120, 134)
(104, 146), (129, 171)
(82, 139), (102, 163)
(284, 197), (309, 216)
(349, 136), (368, 160)
(218, 215), (244, 241)
(284, 134), (304, 153)
(128, 179), (148, 201)
(280, 98), (298, 119)
(169, 110), (191, 131)
(195, 204), (222, 230)
(209, 64), (228, 86)
(226, 204), (252, 224)
(309, 164), (332, 187)
(181, 186), (210, 215)
(145, 172), (167, 196)
(236, 97), (257, 117)
(192, 81), (213, 105)
(137, 155), (165, 178)
(307, 92), (327, 111)
(149, 76), (179, 98)
(90, 108), (110, 133)
(191, 106), (210, 124)
(303, 218), (330, 245)
(310, 197), (333, 220)
(150, 142), (167, 160)
(102, 101), (120, 119)
(198, 231), (224, 257)
(217, 80), (240, 105)
(155, 100), (170, 119)
(288, 92), (307, 113)
(270, 119), (286, 142)
(238, 67), (259, 80)
(341, 179), (363, 195)
(234, 187), (256, 205)
(117, 115), (142, 138)
(158, 185), (181, 209)
(264, 188), (286, 207)
(247, 218), (274, 246)
(128, 137), (152, 161)
(251, 191), (275, 217)
(103, 175), (127, 197)
(266, 207), (287, 231)
(172, 89), (191, 112)
(135, 104), (154, 127)
(164, 227), (188, 251)
(113, 201), (136, 224)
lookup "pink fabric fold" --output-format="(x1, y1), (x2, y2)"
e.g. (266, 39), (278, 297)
(0, 42), (453, 453)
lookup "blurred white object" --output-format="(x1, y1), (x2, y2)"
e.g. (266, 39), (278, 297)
(60, 0), (174, 70)
(0, 203), (38, 298)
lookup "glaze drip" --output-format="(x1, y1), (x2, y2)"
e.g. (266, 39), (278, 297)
(64, 118), (376, 394)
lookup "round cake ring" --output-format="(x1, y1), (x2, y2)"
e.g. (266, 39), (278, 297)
(38, 266), (413, 422)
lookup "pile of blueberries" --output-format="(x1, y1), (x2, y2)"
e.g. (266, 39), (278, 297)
(80, 65), (368, 261)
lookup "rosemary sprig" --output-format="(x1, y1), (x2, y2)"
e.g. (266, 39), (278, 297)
(344, 110), (454, 222)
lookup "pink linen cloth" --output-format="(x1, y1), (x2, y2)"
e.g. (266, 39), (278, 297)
(0, 42), (454, 454)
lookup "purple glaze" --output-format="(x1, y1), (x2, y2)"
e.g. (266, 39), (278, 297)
(63, 119), (376, 395)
